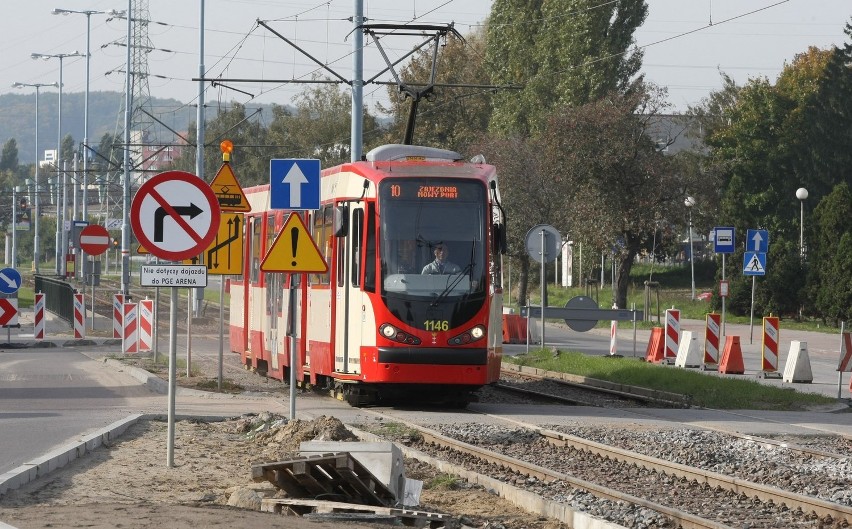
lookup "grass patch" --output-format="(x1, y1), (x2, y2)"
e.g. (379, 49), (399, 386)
(505, 350), (836, 411)
(426, 474), (461, 490)
(194, 379), (244, 392)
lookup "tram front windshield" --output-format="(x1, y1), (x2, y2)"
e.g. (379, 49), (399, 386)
(379, 178), (487, 302)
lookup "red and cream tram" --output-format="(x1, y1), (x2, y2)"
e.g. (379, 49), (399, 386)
(229, 144), (507, 406)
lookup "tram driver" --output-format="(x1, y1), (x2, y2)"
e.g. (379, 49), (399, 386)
(421, 243), (461, 275)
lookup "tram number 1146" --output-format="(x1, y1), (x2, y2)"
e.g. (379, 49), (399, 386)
(424, 320), (450, 332)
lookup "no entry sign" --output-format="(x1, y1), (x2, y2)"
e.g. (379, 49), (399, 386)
(79, 224), (111, 255)
(130, 171), (220, 262)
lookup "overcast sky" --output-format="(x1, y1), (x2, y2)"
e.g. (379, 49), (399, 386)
(1, 0), (849, 114)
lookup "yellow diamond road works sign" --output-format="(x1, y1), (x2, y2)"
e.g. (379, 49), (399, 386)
(209, 162), (250, 212)
(261, 213), (328, 273)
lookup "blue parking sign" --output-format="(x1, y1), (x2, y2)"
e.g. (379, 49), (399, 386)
(270, 159), (321, 210)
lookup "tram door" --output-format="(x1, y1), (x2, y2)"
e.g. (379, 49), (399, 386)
(334, 204), (365, 374)
(246, 215), (266, 367)
(264, 271), (283, 372)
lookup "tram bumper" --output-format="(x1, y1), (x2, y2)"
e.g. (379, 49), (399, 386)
(368, 347), (489, 384)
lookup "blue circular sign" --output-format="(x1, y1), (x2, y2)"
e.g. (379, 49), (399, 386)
(0, 268), (22, 295)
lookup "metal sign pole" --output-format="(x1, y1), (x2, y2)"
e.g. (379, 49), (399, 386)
(749, 276), (756, 344)
(721, 254), (726, 340)
(218, 278), (225, 392)
(838, 321), (846, 399)
(539, 229), (546, 348)
(167, 286), (178, 468)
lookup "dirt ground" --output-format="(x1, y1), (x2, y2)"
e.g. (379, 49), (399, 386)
(0, 351), (565, 529)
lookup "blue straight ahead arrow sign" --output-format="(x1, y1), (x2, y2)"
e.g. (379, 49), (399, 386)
(270, 159), (321, 210)
(746, 229), (769, 253)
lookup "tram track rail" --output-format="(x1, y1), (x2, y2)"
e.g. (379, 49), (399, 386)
(362, 409), (852, 529)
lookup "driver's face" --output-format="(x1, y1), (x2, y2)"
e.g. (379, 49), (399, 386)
(434, 246), (447, 257)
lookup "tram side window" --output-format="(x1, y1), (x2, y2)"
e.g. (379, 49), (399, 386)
(351, 209), (363, 287)
(312, 208), (332, 285)
(250, 216), (262, 284)
(363, 203), (376, 292)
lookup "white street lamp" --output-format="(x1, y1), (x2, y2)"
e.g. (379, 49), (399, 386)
(796, 187), (808, 260)
(12, 81), (58, 274)
(32, 51), (85, 276)
(685, 196), (696, 300)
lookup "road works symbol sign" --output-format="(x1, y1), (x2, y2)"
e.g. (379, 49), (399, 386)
(261, 213), (327, 273)
(130, 171), (221, 262)
(209, 161), (250, 212)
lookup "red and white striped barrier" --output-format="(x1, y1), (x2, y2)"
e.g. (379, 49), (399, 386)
(609, 304), (618, 355)
(704, 312), (720, 367)
(138, 298), (154, 352)
(73, 293), (85, 339)
(664, 308), (680, 361)
(122, 302), (138, 354)
(761, 316), (780, 373)
(113, 293), (124, 338)
(837, 332), (852, 372)
(34, 292), (45, 340)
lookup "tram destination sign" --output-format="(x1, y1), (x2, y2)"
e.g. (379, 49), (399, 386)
(140, 265), (208, 287)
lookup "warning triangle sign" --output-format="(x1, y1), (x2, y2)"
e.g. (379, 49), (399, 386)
(209, 162), (251, 212)
(261, 213), (328, 273)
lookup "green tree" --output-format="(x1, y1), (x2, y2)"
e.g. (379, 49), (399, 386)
(269, 82), (383, 167)
(380, 27), (492, 150)
(808, 183), (852, 324)
(475, 87), (681, 308)
(486, 0), (647, 136)
(172, 103), (271, 187)
(1, 139), (19, 172)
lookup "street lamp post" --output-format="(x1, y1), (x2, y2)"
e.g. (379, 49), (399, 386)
(12, 82), (58, 274)
(796, 187), (808, 260)
(52, 8), (122, 226)
(685, 196), (696, 300)
(32, 51), (85, 276)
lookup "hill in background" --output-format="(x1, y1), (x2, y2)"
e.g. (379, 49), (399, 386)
(0, 91), (278, 163)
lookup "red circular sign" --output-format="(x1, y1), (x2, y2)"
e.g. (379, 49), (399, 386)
(79, 224), (111, 255)
(130, 171), (221, 261)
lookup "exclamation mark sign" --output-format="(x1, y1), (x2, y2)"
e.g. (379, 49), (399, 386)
(290, 227), (299, 266)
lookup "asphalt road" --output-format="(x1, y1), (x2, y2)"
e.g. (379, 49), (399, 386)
(0, 347), (159, 476)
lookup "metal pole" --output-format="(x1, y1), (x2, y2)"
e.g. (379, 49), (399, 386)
(688, 208), (695, 300)
(82, 12), (92, 226)
(218, 278), (224, 391)
(749, 275), (756, 344)
(11, 188), (17, 268)
(34, 87), (42, 273)
(193, 0), (206, 319)
(56, 57), (64, 276)
(800, 200), (804, 259)
(289, 280), (297, 419)
(539, 229), (546, 348)
(167, 287), (177, 467)
(186, 291), (192, 378)
(721, 254), (727, 340)
(60, 160), (68, 277)
(121, 0), (132, 296)
(351, 0), (364, 161)
(838, 321), (846, 399)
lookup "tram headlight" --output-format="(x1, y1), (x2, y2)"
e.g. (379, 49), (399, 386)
(470, 326), (485, 339)
(380, 324), (397, 338)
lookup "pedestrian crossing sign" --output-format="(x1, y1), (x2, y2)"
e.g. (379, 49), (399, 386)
(743, 252), (767, 276)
